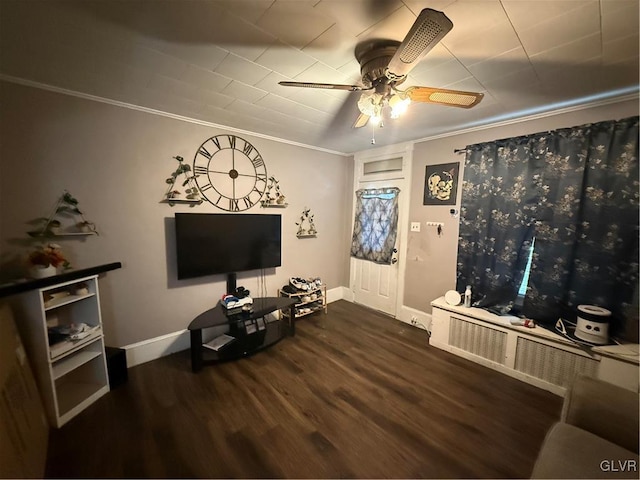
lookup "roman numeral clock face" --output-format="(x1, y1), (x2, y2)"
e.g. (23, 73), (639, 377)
(193, 135), (267, 211)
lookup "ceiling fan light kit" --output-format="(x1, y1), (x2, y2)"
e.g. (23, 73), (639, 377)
(388, 93), (411, 118)
(277, 8), (484, 139)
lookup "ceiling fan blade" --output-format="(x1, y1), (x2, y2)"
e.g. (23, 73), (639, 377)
(386, 9), (453, 80)
(279, 81), (365, 91)
(353, 113), (370, 128)
(406, 86), (484, 109)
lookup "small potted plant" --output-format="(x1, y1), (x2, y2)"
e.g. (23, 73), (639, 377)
(307, 215), (317, 235)
(76, 220), (98, 235)
(262, 176), (287, 207)
(27, 243), (70, 278)
(164, 155), (201, 205)
(47, 219), (62, 235)
(271, 177), (285, 204)
(185, 187), (200, 200)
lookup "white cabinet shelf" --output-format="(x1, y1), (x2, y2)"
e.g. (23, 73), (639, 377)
(11, 274), (109, 427)
(51, 337), (103, 377)
(49, 327), (102, 360)
(44, 292), (95, 311)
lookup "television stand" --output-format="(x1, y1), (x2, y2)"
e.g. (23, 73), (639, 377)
(188, 296), (296, 372)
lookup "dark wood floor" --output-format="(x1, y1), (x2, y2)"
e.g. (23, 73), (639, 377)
(46, 300), (562, 479)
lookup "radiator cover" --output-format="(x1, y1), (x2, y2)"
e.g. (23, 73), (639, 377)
(514, 336), (598, 388)
(449, 316), (507, 364)
(431, 298), (638, 395)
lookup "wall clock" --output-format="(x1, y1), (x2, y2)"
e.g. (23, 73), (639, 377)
(192, 135), (267, 211)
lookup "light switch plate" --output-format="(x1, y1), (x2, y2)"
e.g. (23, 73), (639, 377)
(410, 222), (421, 232)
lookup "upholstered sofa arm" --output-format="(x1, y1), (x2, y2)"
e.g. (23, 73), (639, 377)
(561, 375), (639, 454)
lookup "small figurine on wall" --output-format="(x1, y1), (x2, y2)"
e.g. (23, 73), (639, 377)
(296, 207), (317, 237)
(307, 213), (317, 235)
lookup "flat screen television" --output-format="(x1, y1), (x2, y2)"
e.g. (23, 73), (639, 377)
(175, 213), (281, 280)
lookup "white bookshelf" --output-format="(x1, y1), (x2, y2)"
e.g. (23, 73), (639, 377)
(12, 274), (109, 427)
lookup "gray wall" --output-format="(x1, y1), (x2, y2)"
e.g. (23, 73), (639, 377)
(404, 98), (639, 314)
(1, 79), (635, 346)
(0, 81), (353, 346)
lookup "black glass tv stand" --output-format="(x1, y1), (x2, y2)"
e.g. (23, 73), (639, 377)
(188, 296), (296, 372)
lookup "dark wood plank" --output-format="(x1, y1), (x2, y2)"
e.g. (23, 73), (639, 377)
(45, 300), (562, 478)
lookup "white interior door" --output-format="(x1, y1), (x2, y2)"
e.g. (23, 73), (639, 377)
(350, 178), (404, 316)
(349, 145), (411, 318)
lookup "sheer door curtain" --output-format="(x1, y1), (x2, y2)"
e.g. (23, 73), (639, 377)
(350, 188), (400, 264)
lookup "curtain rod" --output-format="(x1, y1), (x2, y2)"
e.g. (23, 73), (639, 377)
(454, 148), (468, 154)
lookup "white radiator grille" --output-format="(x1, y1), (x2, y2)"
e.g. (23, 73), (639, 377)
(449, 317), (507, 364)
(515, 337), (598, 387)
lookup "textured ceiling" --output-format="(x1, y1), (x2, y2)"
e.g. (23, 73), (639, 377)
(0, 0), (638, 154)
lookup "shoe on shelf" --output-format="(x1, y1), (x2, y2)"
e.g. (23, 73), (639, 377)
(290, 277), (310, 291)
(282, 284), (298, 295)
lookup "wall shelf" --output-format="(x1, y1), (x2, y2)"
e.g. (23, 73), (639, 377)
(160, 198), (203, 206)
(295, 207), (317, 237)
(27, 231), (97, 238)
(26, 190), (99, 236)
(261, 203), (288, 208)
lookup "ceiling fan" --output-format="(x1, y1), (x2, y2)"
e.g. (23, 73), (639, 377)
(279, 8), (484, 128)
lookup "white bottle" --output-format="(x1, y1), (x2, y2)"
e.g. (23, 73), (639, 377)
(464, 285), (472, 307)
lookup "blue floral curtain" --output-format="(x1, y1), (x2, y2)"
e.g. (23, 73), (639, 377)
(456, 141), (538, 312)
(457, 116), (639, 333)
(350, 188), (400, 264)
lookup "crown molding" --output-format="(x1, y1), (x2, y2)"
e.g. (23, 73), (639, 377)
(2, 74), (636, 157)
(0, 74), (349, 157)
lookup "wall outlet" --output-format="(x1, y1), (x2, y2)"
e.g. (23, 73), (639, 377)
(410, 222), (421, 232)
(411, 316), (418, 325)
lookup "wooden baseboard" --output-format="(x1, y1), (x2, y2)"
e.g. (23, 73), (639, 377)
(122, 330), (190, 368)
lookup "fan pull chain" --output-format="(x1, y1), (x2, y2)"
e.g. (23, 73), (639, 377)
(371, 123), (376, 144)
